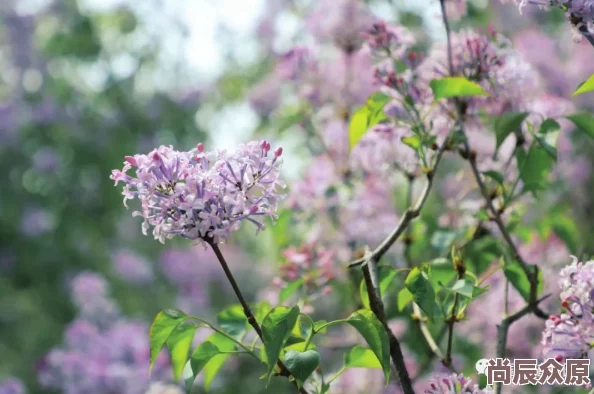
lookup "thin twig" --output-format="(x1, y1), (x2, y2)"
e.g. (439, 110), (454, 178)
(209, 242), (309, 394)
(349, 143), (448, 268)
(494, 294), (552, 394)
(362, 261), (416, 394)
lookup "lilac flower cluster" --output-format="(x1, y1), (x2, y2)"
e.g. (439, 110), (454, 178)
(542, 256), (594, 361)
(0, 378), (26, 394)
(38, 272), (173, 394)
(110, 141), (285, 245)
(425, 374), (493, 394)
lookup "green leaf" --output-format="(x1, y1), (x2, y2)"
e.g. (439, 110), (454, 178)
(349, 107), (371, 149)
(494, 112), (528, 151)
(360, 267), (398, 309)
(313, 320), (329, 334)
(149, 309), (187, 374)
(344, 347), (380, 371)
(449, 279), (474, 298)
(550, 214), (580, 252)
(348, 92), (390, 149)
(183, 340), (220, 392)
(344, 346), (382, 369)
(516, 143), (554, 194)
(503, 259), (544, 303)
(283, 350), (321, 385)
(347, 310), (391, 383)
(429, 77), (489, 101)
(261, 306), (300, 382)
(483, 170), (504, 185)
(167, 322), (198, 380)
(202, 333), (237, 390)
(567, 112), (594, 139)
(535, 119), (560, 161)
(397, 288), (413, 311)
(217, 305), (248, 340)
(573, 73), (594, 96)
(405, 267), (436, 319)
(279, 279), (304, 303)
(402, 135), (422, 150)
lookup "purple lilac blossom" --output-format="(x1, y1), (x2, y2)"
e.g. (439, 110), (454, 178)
(542, 257), (594, 361)
(110, 141), (286, 245)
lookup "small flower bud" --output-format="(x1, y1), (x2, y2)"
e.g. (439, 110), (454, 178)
(124, 156), (137, 166)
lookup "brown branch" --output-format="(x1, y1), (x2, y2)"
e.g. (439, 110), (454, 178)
(209, 243), (309, 394)
(362, 260), (416, 394)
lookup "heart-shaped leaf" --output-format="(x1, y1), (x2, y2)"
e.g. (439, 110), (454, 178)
(283, 350), (321, 385)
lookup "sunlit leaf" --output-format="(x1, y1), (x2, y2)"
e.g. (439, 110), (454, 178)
(430, 77), (489, 101)
(572, 73), (594, 96)
(167, 321), (198, 380)
(344, 346), (382, 369)
(149, 309), (187, 374)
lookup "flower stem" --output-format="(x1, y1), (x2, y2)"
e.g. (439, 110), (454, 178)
(208, 242), (309, 394)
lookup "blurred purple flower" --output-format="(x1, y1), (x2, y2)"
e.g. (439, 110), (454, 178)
(112, 249), (154, 284)
(20, 207), (56, 237)
(39, 272), (173, 394)
(306, 0), (375, 53)
(0, 378), (26, 394)
(248, 75), (281, 117)
(32, 147), (60, 173)
(70, 272), (120, 327)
